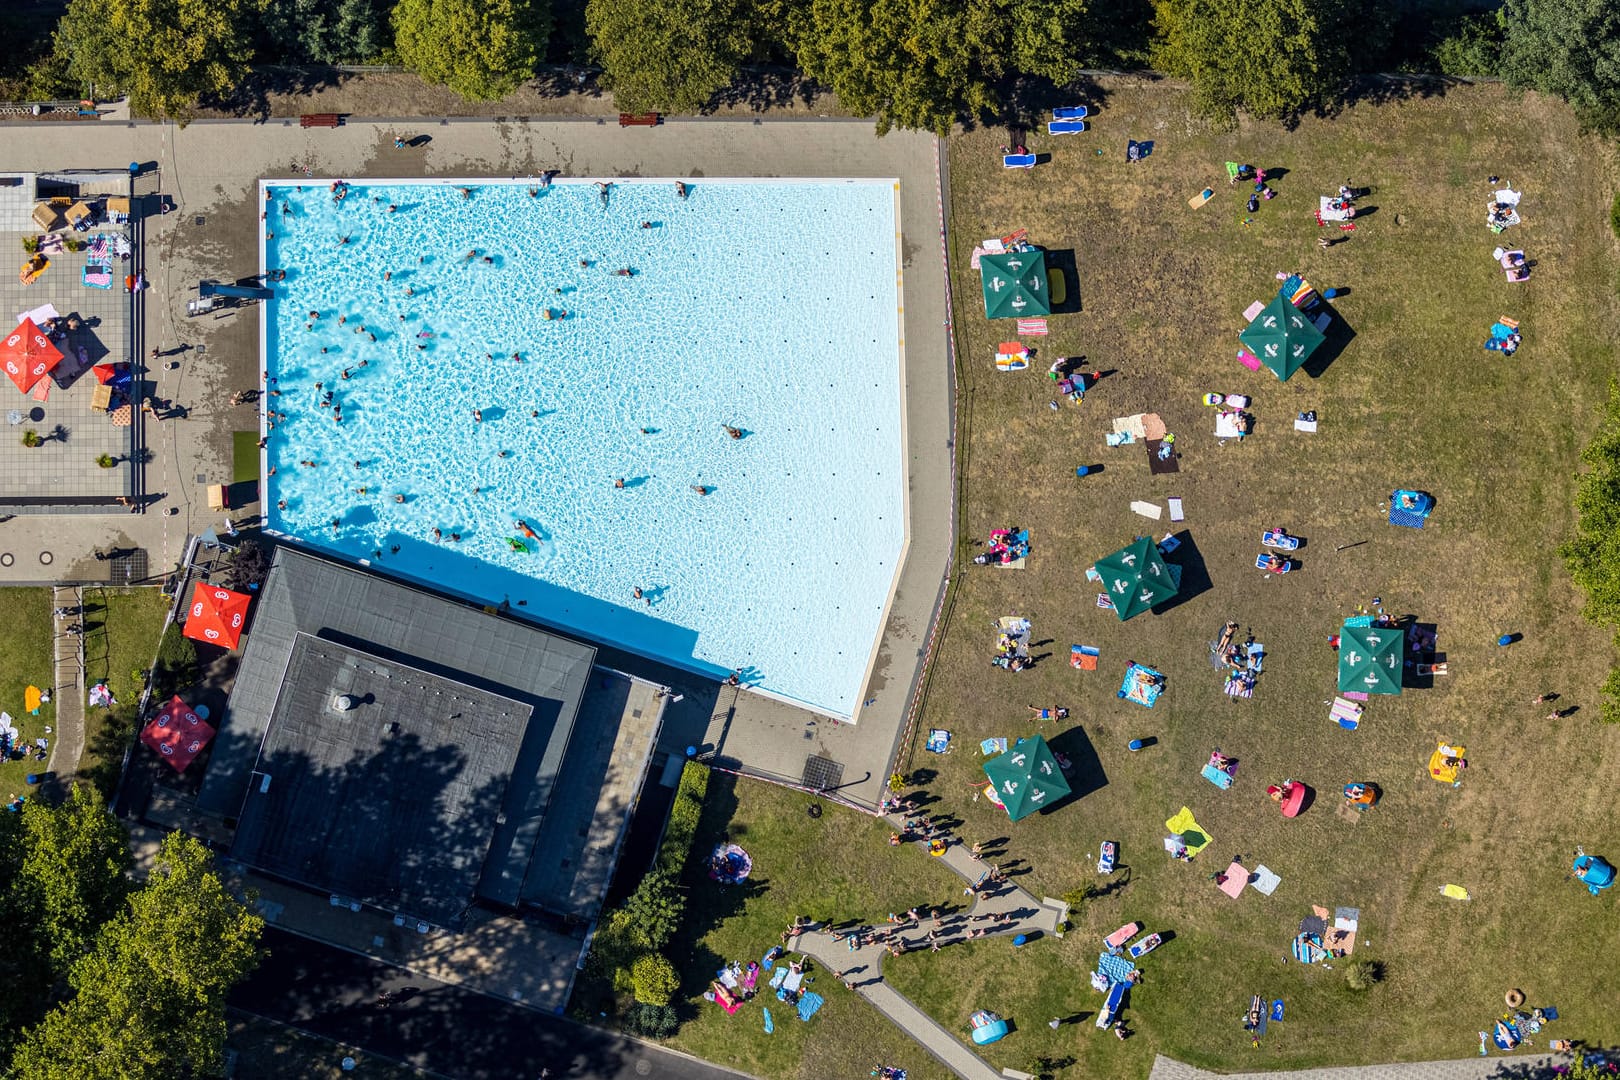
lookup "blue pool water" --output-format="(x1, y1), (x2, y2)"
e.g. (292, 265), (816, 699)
(261, 178), (906, 718)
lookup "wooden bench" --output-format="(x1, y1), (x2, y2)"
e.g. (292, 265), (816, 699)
(299, 113), (342, 129)
(618, 113), (661, 127)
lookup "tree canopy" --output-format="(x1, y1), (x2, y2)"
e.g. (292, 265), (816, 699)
(586, 0), (756, 114)
(789, 0), (1089, 136)
(392, 0), (549, 101)
(10, 832), (264, 1080)
(1561, 380), (1620, 722)
(1152, 0), (1352, 121)
(1499, 0), (1620, 133)
(258, 0), (384, 65)
(55, 0), (260, 119)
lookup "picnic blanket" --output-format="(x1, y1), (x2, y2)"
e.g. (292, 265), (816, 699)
(1165, 806), (1212, 857)
(1017, 318), (1049, 335)
(1329, 907), (1359, 954)
(1120, 663), (1166, 708)
(1096, 952), (1137, 983)
(797, 992), (824, 1021)
(1146, 438), (1180, 474)
(1251, 865), (1281, 895)
(1113, 413), (1167, 441)
(1218, 861), (1248, 898)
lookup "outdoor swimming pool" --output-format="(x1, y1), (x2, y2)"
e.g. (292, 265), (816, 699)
(260, 178), (906, 718)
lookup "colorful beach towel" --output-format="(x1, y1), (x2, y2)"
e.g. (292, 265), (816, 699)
(1017, 318), (1049, 335)
(797, 992), (825, 1021)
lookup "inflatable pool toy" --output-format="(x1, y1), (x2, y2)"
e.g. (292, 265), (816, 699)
(505, 537), (530, 552)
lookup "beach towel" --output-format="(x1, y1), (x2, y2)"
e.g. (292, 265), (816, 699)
(1238, 348), (1262, 372)
(1120, 663), (1166, 708)
(1146, 439), (1180, 474)
(1242, 299), (1265, 321)
(1017, 319), (1048, 335)
(1202, 762), (1236, 790)
(1130, 500), (1162, 519)
(763, 1007), (773, 1033)
(797, 992), (824, 1021)
(980, 736), (1008, 755)
(1251, 865), (1281, 895)
(1272, 1000), (1284, 1022)
(1218, 861), (1248, 898)
(1165, 806), (1212, 856)
(1168, 497), (1184, 521)
(770, 967), (788, 989)
(925, 729), (951, 754)
(1097, 594), (1115, 610)
(1294, 417), (1318, 433)
(1071, 644), (1099, 670)
(1096, 951), (1136, 983)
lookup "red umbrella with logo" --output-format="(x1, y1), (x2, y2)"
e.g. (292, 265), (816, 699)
(181, 582), (252, 650)
(0, 318), (64, 394)
(139, 695), (216, 773)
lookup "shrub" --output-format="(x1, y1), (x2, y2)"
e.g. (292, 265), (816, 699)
(1561, 380), (1620, 722)
(621, 1001), (678, 1038)
(1344, 958), (1384, 991)
(1611, 191), (1620, 243)
(1061, 883), (1101, 909)
(95, 453), (115, 468)
(21, 236), (38, 254)
(222, 539), (273, 593)
(657, 761), (708, 875)
(21, 430), (41, 448)
(1431, 11), (1503, 77)
(152, 621), (198, 699)
(621, 868), (684, 951)
(629, 953), (679, 1006)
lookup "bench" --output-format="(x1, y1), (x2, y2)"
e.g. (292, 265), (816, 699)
(618, 113), (661, 127)
(299, 113), (342, 129)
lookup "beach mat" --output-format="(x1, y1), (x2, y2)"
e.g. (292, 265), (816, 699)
(1146, 439), (1180, 474)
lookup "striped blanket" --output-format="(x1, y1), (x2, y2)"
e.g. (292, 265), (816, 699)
(1016, 318), (1048, 335)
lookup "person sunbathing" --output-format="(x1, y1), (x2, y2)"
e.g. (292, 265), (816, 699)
(1264, 553), (1285, 571)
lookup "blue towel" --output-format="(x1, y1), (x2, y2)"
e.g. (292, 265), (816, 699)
(1543, 1005), (1559, 1020)
(1271, 999), (1284, 1021)
(1201, 762), (1235, 790)
(1096, 952), (1136, 983)
(762, 1007), (774, 1033)
(797, 991), (825, 1021)
(1389, 506), (1428, 529)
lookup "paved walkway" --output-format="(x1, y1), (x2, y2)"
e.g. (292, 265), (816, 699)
(1149, 1052), (1573, 1080)
(47, 586), (84, 781)
(792, 815), (1064, 1080)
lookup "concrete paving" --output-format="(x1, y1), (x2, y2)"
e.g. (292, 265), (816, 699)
(0, 117), (954, 817)
(790, 816), (1064, 1080)
(1149, 1052), (1575, 1080)
(46, 585), (83, 779)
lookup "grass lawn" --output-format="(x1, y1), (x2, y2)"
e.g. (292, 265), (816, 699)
(0, 588), (55, 802)
(886, 81), (1620, 1075)
(654, 772), (958, 1080)
(227, 1012), (435, 1079)
(80, 586), (170, 792)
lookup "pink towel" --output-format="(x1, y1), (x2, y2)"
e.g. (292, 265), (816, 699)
(1238, 349), (1262, 372)
(1017, 319), (1048, 335)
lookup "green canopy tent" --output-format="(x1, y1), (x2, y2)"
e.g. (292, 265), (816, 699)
(1338, 621), (1404, 695)
(983, 734), (1071, 821)
(1239, 296), (1325, 381)
(1093, 536), (1178, 621)
(979, 250), (1051, 320)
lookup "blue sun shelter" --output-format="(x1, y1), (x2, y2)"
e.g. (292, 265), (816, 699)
(983, 734), (1071, 821)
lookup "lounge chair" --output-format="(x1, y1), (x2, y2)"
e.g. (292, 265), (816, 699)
(1053, 106), (1088, 120)
(1256, 554), (1292, 573)
(1047, 120), (1087, 135)
(1003, 153), (1037, 170)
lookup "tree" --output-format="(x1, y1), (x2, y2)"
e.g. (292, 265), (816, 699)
(1500, 0), (1620, 133)
(392, 0), (548, 101)
(258, 0), (384, 65)
(17, 785), (133, 977)
(54, 0), (260, 119)
(10, 834), (264, 1080)
(629, 952), (679, 1006)
(789, 0), (1090, 136)
(621, 868), (685, 950)
(1561, 380), (1620, 722)
(586, 0), (754, 114)
(223, 537), (273, 593)
(1152, 0), (1352, 122)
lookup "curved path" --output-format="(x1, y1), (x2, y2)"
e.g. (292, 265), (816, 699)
(791, 815), (1065, 1080)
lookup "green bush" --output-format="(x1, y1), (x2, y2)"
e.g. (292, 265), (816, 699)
(1344, 958), (1384, 991)
(1561, 379), (1620, 722)
(621, 868), (684, 951)
(1610, 191), (1620, 243)
(657, 761), (708, 875)
(1430, 11), (1503, 78)
(630, 953), (679, 1006)
(621, 1001), (679, 1038)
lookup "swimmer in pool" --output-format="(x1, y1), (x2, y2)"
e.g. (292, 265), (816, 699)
(722, 425), (742, 439)
(614, 478), (625, 489)
(691, 485), (711, 495)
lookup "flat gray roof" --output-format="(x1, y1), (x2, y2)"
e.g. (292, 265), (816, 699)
(201, 547), (596, 913)
(231, 636), (532, 927)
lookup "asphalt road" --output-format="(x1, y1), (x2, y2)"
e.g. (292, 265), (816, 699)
(231, 928), (750, 1080)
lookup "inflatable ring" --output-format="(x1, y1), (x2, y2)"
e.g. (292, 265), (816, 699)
(1504, 988), (1525, 1009)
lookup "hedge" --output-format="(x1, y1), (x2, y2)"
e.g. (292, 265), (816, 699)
(657, 760), (708, 875)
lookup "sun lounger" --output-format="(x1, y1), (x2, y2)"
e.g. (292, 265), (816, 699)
(1103, 922), (1140, 953)
(1256, 554), (1292, 573)
(1054, 106), (1089, 119)
(1095, 979), (1127, 1028)
(1003, 154), (1037, 169)
(1047, 120), (1087, 135)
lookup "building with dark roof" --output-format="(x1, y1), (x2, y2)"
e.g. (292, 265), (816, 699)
(199, 548), (648, 929)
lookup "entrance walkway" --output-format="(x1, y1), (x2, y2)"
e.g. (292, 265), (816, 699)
(1149, 1052), (1572, 1080)
(792, 813), (1065, 1080)
(48, 586), (85, 781)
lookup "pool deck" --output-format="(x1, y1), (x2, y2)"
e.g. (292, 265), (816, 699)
(0, 116), (954, 811)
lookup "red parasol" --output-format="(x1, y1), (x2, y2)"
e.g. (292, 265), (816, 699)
(139, 695), (216, 773)
(0, 318), (64, 395)
(181, 582), (252, 649)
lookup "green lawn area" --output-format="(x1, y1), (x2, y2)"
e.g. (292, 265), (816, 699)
(227, 1012), (432, 1079)
(0, 588), (55, 802)
(653, 773), (958, 1080)
(80, 586), (170, 792)
(881, 81), (1620, 1075)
